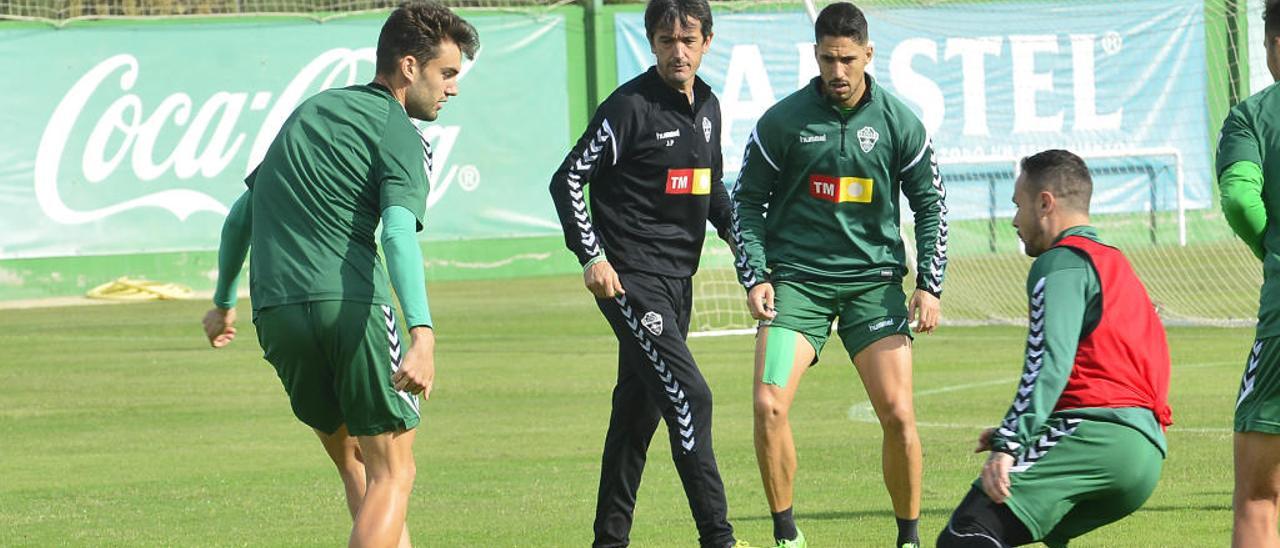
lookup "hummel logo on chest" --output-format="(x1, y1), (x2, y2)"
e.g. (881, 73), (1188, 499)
(800, 134), (827, 144)
(656, 129), (681, 140)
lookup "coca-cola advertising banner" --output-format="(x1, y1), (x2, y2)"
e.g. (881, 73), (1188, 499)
(0, 14), (571, 259)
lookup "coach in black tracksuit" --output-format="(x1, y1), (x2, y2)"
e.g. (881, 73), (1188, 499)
(548, 2), (739, 547)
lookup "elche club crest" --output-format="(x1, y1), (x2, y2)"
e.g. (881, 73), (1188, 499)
(701, 116), (712, 143)
(641, 310), (664, 336)
(857, 126), (879, 153)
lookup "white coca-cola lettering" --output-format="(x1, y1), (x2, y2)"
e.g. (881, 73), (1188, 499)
(132, 93), (193, 181)
(35, 54), (228, 224)
(82, 92), (139, 183)
(246, 48), (375, 171)
(173, 92), (249, 179)
(35, 47), (474, 225)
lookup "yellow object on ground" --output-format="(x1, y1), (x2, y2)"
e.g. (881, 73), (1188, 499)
(86, 277), (193, 301)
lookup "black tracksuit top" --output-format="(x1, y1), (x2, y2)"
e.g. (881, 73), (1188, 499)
(550, 66), (734, 278)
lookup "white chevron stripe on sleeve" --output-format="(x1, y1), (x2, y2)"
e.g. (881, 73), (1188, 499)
(998, 277), (1048, 437)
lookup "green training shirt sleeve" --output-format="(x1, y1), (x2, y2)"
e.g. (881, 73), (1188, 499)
(212, 190), (252, 309)
(376, 111), (430, 232)
(1217, 104), (1263, 174)
(991, 252), (1090, 454)
(730, 123), (783, 289)
(381, 205), (432, 328)
(896, 120), (948, 296)
(1219, 160), (1267, 260)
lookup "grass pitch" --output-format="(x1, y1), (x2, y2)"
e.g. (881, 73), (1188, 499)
(0, 274), (1248, 546)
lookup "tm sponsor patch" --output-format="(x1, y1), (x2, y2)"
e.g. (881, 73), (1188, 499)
(666, 168), (712, 195)
(809, 174), (873, 203)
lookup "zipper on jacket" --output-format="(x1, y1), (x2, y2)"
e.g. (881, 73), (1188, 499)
(839, 115), (849, 158)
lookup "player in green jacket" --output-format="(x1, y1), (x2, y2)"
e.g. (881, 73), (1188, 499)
(200, 3), (478, 545)
(729, 4), (947, 547)
(1216, 3), (1280, 546)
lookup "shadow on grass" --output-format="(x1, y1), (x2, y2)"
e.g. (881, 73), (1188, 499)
(733, 507), (953, 522)
(1138, 504), (1231, 513)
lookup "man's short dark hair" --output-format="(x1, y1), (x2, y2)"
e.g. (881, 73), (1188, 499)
(1266, 0), (1280, 41)
(644, 0), (713, 42)
(1020, 149), (1093, 213)
(376, 1), (480, 75)
(814, 2), (868, 44)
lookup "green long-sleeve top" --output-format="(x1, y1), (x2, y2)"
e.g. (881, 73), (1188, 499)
(990, 226), (1167, 458)
(1217, 81), (1280, 339)
(730, 75), (948, 294)
(212, 191), (431, 328)
(1219, 161), (1267, 261)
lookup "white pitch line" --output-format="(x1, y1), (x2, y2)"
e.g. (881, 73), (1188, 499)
(847, 361), (1239, 435)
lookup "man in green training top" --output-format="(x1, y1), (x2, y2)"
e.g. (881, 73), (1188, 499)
(729, 3), (947, 547)
(936, 149), (1171, 547)
(1217, 2), (1280, 545)
(199, 3), (478, 546)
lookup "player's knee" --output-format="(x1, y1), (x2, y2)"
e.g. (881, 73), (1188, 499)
(363, 454), (416, 487)
(385, 460), (417, 490)
(1236, 479), (1280, 504)
(753, 394), (788, 427)
(936, 520), (1004, 548)
(876, 400), (916, 437)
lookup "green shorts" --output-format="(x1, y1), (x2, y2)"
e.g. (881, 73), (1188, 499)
(975, 418), (1163, 544)
(764, 280), (911, 363)
(253, 301), (421, 436)
(1236, 337), (1280, 433)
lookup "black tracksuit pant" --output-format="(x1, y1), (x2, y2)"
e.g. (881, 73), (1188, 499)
(591, 271), (734, 548)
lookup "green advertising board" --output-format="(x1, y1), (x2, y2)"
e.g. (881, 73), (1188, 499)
(0, 12), (583, 299)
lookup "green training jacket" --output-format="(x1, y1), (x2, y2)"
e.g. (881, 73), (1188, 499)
(731, 75), (948, 294)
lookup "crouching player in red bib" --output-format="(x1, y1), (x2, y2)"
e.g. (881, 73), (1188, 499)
(936, 150), (1172, 547)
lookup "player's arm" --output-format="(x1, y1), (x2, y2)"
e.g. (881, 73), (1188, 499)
(377, 121), (436, 398)
(705, 107), (736, 246)
(381, 206), (432, 331)
(203, 190), (253, 348)
(989, 259), (1089, 455)
(732, 125), (781, 319)
(732, 125), (777, 286)
(982, 258), (1088, 503)
(708, 157), (736, 248)
(548, 98), (630, 298)
(381, 205), (436, 398)
(1217, 106), (1268, 261)
(898, 121), (948, 332)
(709, 174), (735, 246)
(1219, 161), (1267, 260)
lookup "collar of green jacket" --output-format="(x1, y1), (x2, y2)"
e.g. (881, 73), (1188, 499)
(1052, 225), (1100, 245)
